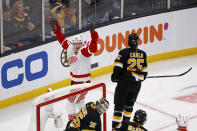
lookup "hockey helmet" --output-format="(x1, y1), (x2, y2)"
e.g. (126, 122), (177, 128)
(128, 33), (139, 47)
(71, 35), (83, 44)
(133, 109), (147, 125)
(96, 98), (109, 115)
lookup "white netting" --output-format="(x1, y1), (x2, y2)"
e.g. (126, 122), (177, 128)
(28, 82), (106, 131)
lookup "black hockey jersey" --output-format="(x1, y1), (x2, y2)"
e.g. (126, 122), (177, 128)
(112, 48), (148, 82)
(71, 102), (101, 131)
(113, 122), (148, 131)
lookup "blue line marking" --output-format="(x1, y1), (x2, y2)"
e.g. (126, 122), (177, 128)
(180, 85), (197, 91)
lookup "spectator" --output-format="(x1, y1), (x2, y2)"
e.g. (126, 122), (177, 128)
(23, 0), (42, 29)
(124, 0), (138, 17)
(82, 0), (110, 27)
(3, 6), (16, 50)
(124, 0), (153, 17)
(62, 0), (77, 32)
(109, 0), (121, 20)
(45, 1), (55, 38)
(50, 0), (77, 33)
(11, 0), (40, 46)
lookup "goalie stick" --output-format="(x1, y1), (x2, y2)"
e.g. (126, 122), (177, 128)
(147, 67), (192, 78)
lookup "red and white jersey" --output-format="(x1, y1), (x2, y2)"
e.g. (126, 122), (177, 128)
(52, 22), (98, 82)
(66, 44), (92, 82)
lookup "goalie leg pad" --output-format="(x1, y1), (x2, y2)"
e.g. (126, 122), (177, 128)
(54, 116), (63, 128)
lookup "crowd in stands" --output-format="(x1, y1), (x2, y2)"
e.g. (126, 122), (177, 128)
(3, 0), (41, 51)
(1, 0), (196, 53)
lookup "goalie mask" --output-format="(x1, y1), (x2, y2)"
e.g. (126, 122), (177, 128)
(133, 109), (147, 125)
(96, 98), (109, 115)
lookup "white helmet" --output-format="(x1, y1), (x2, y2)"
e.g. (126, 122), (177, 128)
(72, 35), (83, 44)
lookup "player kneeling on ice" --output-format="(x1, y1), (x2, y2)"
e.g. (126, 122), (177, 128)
(50, 19), (99, 121)
(113, 109), (148, 131)
(64, 98), (109, 131)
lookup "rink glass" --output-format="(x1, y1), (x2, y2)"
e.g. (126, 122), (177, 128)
(44, 0), (79, 39)
(2, 0), (42, 53)
(0, 0), (197, 55)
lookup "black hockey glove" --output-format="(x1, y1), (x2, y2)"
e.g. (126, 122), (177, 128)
(49, 18), (58, 30)
(111, 74), (119, 83)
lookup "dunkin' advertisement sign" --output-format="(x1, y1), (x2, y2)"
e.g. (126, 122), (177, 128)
(94, 22), (169, 56)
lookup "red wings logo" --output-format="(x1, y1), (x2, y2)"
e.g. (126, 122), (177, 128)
(68, 56), (78, 64)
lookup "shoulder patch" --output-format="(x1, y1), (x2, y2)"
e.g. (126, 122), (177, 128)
(91, 103), (97, 110)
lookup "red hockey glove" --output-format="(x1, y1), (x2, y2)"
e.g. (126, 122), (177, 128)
(91, 31), (99, 42)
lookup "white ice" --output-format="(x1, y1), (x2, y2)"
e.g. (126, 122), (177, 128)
(0, 55), (197, 131)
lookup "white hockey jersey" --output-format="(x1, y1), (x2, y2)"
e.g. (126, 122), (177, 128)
(52, 22), (98, 82)
(66, 44), (92, 82)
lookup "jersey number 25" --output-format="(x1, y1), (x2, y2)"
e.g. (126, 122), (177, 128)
(127, 58), (144, 71)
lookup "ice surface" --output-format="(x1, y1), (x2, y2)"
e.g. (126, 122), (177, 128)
(0, 55), (197, 131)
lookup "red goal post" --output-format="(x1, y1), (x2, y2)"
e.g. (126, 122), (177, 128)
(32, 83), (107, 131)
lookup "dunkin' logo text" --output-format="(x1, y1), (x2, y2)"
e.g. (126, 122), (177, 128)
(94, 23), (169, 56)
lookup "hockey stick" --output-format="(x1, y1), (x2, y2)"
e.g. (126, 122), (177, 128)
(147, 67), (192, 78)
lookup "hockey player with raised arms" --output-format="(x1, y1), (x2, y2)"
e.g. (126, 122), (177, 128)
(50, 19), (99, 121)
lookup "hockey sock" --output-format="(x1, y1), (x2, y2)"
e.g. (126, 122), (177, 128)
(122, 106), (133, 122)
(112, 110), (122, 128)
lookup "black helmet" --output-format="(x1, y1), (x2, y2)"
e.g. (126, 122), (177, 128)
(133, 109), (147, 125)
(128, 33), (139, 47)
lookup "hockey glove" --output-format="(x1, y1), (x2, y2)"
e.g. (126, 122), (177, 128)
(111, 74), (119, 82)
(176, 114), (189, 128)
(91, 30), (99, 42)
(50, 18), (60, 34)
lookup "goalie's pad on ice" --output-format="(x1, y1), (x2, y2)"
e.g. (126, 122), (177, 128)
(54, 115), (63, 128)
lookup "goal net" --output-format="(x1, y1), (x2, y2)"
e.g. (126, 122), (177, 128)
(28, 83), (107, 131)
